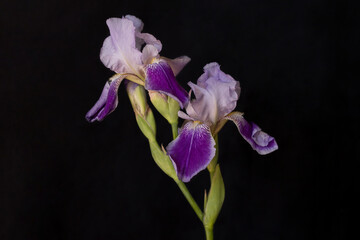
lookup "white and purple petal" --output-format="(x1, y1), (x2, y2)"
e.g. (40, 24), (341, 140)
(185, 62), (240, 124)
(166, 121), (216, 182)
(100, 18), (142, 74)
(145, 60), (188, 108)
(226, 112), (278, 155)
(85, 76), (125, 122)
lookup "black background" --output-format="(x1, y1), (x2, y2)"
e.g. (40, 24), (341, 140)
(1, 0), (358, 239)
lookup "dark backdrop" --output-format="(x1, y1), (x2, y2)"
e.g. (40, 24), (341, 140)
(1, 0), (357, 239)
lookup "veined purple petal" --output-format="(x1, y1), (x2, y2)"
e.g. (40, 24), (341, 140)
(100, 18), (142, 74)
(85, 76), (125, 122)
(226, 112), (278, 155)
(145, 60), (188, 108)
(167, 121), (216, 182)
(185, 62), (240, 124)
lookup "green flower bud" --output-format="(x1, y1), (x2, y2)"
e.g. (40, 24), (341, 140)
(149, 91), (180, 124)
(127, 82), (148, 117)
(149, 141), (178, 180)
(127, 82), (156, 141)
(135, 108), (156, 142)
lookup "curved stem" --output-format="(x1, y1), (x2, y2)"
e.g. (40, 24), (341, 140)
(175, 180), (203, 221)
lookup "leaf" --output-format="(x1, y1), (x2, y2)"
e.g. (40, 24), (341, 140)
(203, 164), (225, 228)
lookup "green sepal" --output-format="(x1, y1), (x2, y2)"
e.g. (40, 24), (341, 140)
(203, 164), (225, 228)
(149, 91), (180, 125)
(135, 108), (156, 142)
(127, 83), (148, 117)
(149, 140), (178, 180)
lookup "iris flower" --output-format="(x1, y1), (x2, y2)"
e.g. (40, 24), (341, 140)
(166, 63), (278, 182)
(86, 15), (190, 122)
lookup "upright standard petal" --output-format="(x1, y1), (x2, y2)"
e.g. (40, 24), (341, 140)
(85, 76), (125, 122)
(136, 32), (162, 52)
(162, 56), (191, 76)
(124, 15), (162, 52)
(100, 18), (142, 74)
(125, 15), (145, 50)
(166, 121), (216, 182)
(226, 112), (278, 155)
(145, 60), (188, 108)
(141, 44), (160, 65)
(185, 62), (240, 124)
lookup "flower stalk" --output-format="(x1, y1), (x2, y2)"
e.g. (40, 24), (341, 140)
(175, 179), (203, 221)
(204, 225), (214, 240)
(86, 14), (279, 240)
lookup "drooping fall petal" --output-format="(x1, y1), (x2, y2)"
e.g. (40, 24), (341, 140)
(166, 121), (216, 182)
(85, 76), (125, 122)
(145, 60), (188, 108)
(226, 112), (278, 155)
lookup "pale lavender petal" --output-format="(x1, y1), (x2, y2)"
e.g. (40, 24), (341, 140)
(124, 15), (162, 52)
(141, 44), (159, 65)
(162, 56), (191, 76)
(185, 82), (215, 124)
(125, 15), (144, 50)
(166, 121), (216, 182)
(125, 15), (144, 32)
(186, 62), (240, 124)
(85, 76), (125, 122)
(178, 111), (194, 121)
(136, 32), (162, 52)
(100, 18), (142, 74)
(226, 112), (278, 155)
(145, 60), (188, 108)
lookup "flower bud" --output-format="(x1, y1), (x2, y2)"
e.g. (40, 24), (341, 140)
(149, 91), (180, 124)
(126, 82), (156, 141)
(126, 81), (147, 117)
(149, 141), (178, 180)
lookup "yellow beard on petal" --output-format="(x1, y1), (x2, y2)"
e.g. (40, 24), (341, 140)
(150, 57), (161, 64)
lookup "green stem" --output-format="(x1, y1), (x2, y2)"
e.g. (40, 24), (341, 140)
(208, 134), (219, 180)
(204, 225), (214, 240)
(171, 121), (178, 139)
(175, 180), (203, 221)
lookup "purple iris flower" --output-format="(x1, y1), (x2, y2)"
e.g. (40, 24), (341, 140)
(167, 63), (278, 182)
(86, 15), (190, 122)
